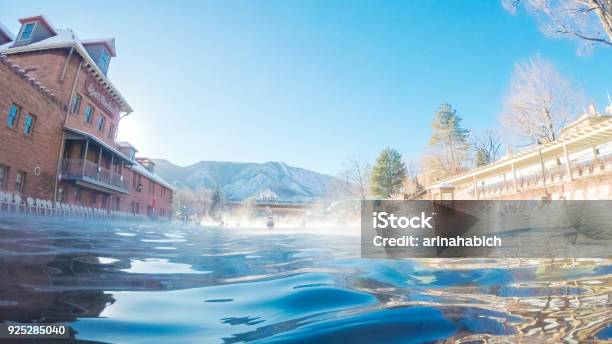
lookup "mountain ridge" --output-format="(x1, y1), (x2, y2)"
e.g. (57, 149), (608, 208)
(152, 159), (341, 202)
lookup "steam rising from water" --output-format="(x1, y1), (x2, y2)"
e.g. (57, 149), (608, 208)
(199, 199), (361, 235)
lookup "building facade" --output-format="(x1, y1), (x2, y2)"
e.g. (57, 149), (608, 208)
(423, 108), (612, 201)
(0, 15), (173, 219)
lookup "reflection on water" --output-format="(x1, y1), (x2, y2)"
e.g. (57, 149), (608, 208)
(121, 258), (211, 274)
(0, 214), (610, 343)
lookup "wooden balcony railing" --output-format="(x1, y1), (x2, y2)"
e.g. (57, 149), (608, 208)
(61, 159), (130, 192)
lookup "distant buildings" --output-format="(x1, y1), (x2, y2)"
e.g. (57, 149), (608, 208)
(425, 108), (612, 201)
(257, 190), (278, 203)
(0, 15), (173, 218)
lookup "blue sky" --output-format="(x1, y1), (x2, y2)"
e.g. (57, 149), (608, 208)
(3, 1), (611, 175)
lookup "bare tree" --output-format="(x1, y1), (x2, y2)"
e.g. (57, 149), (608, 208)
(338, 156), (371, 199)
(471, 129), (504, 166)
(402, 161), (423, 196)
(503, 0), (612, 54)
(419, 152), (454, 186)
(500, 55), (585, 146)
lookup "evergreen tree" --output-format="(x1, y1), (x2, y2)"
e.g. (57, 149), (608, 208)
(429, 103), (470, 175)
(370, 147), (407, 198)
(474, 147), (491, 167)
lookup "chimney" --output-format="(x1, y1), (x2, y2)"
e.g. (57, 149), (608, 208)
(0, 22), (14, 45)
(137, 158), (155, 173)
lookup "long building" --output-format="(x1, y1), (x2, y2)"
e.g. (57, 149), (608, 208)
(0, 15), (173, 219)
(425, 107), (612, 201)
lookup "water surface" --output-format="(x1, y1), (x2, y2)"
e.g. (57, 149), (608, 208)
(0, 214), (610, 343)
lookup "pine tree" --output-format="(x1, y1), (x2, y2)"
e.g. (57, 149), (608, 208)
(370, 147), (407, 198)
(474, 147), (491, 167)
(429, 103), (470, 175)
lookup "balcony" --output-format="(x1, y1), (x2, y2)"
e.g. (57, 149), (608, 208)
(61, 159), (130, 194)
(463, 152), (612, 199)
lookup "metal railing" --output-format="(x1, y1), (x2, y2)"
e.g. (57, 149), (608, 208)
(465, 152), (612, 199)
(61, 159), (130, 191)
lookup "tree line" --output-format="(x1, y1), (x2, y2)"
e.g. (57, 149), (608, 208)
(339, 54), (599, 199)
(338, 0), (611, 200)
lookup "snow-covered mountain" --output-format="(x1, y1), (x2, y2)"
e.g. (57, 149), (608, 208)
(152, 159), (342, 202)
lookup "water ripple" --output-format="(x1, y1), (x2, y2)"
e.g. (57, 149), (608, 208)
(0, 214), (609, 343)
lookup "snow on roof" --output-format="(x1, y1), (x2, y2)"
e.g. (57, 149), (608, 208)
(131, 161), (174, 190)
(136, 157), (155, 165)
(429, 182), (453, 190)
(0, 22), (15, 41)
(0, 28), (132, 113)
(17, 27), (78, 47)
(65, 128), (172, 190)
(117, 141), (137, 149)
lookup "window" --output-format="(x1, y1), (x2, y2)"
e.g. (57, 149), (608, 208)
(15, 171), (25, 193)
(98, 49), (110, 73)
(97, 115), (105, 132)
(6, 104), (21, 128)
(84, 105), (94, 124)
(20, 23), (35, 41)
(0, 165), (7, 189)
(108, 123), (115, 139)
(23, 114), (35, 136)
(70, 94), (81, 114)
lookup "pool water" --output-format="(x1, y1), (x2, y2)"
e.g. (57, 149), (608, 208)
(0, 214), (610, 343)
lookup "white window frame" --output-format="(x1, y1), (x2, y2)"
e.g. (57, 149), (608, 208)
(19, 22), (36, 41)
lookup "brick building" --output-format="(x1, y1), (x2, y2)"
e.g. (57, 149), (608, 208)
(0, 15), (173, 219)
